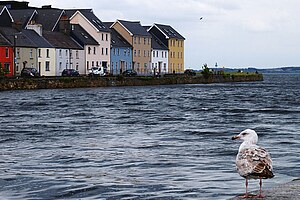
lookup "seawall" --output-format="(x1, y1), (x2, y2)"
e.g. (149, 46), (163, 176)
(0, 74), (263, 91)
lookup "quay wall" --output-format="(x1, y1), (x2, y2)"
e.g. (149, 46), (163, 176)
(0, 74), (263, 91)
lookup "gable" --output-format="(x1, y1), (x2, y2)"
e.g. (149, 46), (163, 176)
(0, 6), (14, 27)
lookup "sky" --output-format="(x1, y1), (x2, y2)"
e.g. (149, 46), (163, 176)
(24, 0), (300, 69)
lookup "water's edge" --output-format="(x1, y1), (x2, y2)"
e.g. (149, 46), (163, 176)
(0, 74), (263, 91)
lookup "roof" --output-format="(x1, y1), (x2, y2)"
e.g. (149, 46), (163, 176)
(115, 20), (151, 37)
(9, 9), (37, 28)
(104, 22), (131, 48)
(35, 8), (64, 31)
(68, 9), (110, 33)
(70, 24), (98, 46)
(153, 23), (185, 40)
(149, 32), (168, 50)
(22, 29), (52, 48)
(43, 31), (82, 49)
(0, 27), (37, 47)
(0, 32), (11, 46)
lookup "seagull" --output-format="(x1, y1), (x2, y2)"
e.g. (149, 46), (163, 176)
(232, 129), (274, 198)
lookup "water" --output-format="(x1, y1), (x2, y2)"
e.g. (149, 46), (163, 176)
(0, 74), (299, 200)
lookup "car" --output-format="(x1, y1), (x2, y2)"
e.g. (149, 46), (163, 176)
(89, 67), (106, 76)
(122, 69), (137, 77)
(21, 68), (40, 77)
(62, 69), (80, 77)
(184, 69), (196, 76)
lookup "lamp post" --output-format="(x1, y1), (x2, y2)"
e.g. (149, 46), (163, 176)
(13, 34), (17, 76)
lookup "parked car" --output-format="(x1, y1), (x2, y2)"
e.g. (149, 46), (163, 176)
(62, 69), (80, 77)
(184, 69), (196, 76)
(21, 68), (40, 77)
(89, 67), (106, 76)
(122, 69), (137, 77)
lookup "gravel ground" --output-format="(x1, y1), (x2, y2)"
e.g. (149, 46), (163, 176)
(229, 178), (300, 200)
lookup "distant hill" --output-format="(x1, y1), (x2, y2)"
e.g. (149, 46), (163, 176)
(196, 67), (300, 74)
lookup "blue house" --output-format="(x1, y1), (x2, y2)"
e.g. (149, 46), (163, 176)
(104, 22), (132, 75)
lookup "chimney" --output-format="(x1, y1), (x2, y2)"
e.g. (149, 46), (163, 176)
(12, 21), (23, 32)
(59, 15), (71, 35)
(27, 24), (43, 36)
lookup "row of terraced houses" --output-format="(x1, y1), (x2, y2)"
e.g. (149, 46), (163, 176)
(0, 1), (185, 77)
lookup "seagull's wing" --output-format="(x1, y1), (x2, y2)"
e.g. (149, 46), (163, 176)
(236, 147), (274, 179)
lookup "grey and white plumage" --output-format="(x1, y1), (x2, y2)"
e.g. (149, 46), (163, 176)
(232, 129), (274, 198)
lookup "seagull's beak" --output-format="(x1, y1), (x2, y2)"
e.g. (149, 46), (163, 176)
(231, 135), (240, 140)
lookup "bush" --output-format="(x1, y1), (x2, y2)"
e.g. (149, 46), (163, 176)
(201, 63), (212, 79)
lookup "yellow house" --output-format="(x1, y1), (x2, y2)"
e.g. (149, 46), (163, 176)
(148, 24), (185, 73)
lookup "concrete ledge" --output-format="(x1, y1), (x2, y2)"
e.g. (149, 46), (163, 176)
(229, 179), (300, 200)
(0, 74), (263, 91)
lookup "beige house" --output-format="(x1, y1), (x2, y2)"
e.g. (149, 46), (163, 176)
(111, 20), (152, 75)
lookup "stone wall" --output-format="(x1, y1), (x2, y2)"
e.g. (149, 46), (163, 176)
(0, 74), (263, 91)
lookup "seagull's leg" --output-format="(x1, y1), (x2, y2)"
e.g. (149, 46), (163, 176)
(257, 177), (265, 198)
(242, 179), (250, 198)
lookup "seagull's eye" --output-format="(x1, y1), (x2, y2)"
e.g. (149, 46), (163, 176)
(242, 132), (248, 136)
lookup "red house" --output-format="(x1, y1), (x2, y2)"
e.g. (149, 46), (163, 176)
(0, 33), (13, 77)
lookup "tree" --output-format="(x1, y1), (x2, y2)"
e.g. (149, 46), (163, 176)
(201, 63), (211, 79)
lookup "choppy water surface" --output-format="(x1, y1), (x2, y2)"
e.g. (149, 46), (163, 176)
(0, 74), (299, 200)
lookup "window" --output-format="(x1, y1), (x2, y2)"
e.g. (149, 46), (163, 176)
(59, 62), (62, 70)
(153, 51), (155, 57)
(138, 37), (141, 44)
(102, 33), (104, 41)
(76, 63), (79, 70)
(134, 50), (137, 57)
(165, 52), (167, 58)
(88, 47), (91, 54)
(66, 50), (68, 56)
(144, 50), (146, 57)
(106, 34), (108, 41)
(46, 49), (50, 58)
(128, 49), (130, 56)
(124, 49), (126, 56)
(162, 51), (164, 58)
(4, 63), (10, 72)
(38, 49), (41, 58)
(17, 49), (20, 58)
(144, 38), (146, 45)
(76, 50), (79, 59)
(96, 61), (99, 66)
(5, 48), (9, 58)
(92, 61), (94, 67)
(156, 51), (158, 58)
(138, 50), (141, 57)
(29, 49), (33, 59)
(45, 61), (50, 71)
(113, 49), (116, 55)
(102, 48), (104, 55)
(59, 49), (62, 57)
(93, 47), (96, 55)
(87, 61), (89, 69)
(117, 48), (120, 56)
(106, 48), (108, 55)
